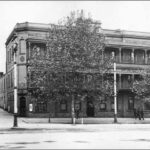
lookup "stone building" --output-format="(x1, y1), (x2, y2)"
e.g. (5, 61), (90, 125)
(0, 22), (150, 117)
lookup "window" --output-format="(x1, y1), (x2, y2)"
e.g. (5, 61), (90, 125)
(87, 74), (92, 83)
(122, 49), (132, 63)
(75, 101), (81, 111)
(128, 97), (134, 110)
(20, 40), (26, 54)
(31, 43), (46, 58)
(35, 101), (47, 113)
(11, 47), (14, 61)
(10, 48), (12, 62)
(10, 72), (13, 88)
(99, 101), (106, 111)
(144, 102), (150, 110)
(60, 100), (67, 112)
(7, 50), (9, 63)
(7, 74), (10, 88)
(9, 49), (11, 62)
(111, 102), (114, 111)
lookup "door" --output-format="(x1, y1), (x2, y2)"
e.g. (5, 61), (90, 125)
(117, 93), (124, 117)
(20, 97), (26, 117)
(86, 97), (95, 117)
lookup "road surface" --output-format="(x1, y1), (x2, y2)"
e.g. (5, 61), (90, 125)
(0, 109), (150, 149)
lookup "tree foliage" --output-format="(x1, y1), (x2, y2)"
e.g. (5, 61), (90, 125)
(27, 10), (114, 105)
(132, 69), (150, 102)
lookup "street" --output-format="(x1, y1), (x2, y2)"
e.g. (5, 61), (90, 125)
(1, 109), (150, 149)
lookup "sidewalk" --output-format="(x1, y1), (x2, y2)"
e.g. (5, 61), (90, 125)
(1, 108), (150, 131)
(20, 117), (150, 124)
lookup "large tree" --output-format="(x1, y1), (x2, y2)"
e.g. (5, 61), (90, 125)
(28, 11), (114, 123)
(132, 69), (150, 103)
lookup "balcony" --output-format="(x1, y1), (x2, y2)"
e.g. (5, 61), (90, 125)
(104, 47), (148, 66)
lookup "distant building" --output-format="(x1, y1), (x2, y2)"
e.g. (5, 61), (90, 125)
(0, 22), (150, 117)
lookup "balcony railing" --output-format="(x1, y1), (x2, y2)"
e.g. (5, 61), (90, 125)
(122, 58), (132, 64)
(117, 82), (132, 90)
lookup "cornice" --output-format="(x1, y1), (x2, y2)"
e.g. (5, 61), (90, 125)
(6, 22), (150, 46)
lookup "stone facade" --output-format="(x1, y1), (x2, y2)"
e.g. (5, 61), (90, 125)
(0, 22), (150, 118)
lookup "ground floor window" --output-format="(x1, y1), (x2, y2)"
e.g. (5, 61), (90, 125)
(128, 97), (134, 110)
(60, 100), (67, 112)
(99, 101), (106, 111)
(35, 101), (47, 113)
(144, 101), (150, 110)
(75, 101), (81, 111)
(111, 102), (114, 110)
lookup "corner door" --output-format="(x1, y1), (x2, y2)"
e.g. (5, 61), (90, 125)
(20, 97), (26, 117)
(86, 100), (95, 117)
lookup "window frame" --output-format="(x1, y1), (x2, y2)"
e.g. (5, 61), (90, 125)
(75, 101), (81, 111)
(35, 101), (47, 113)
(60, 100), (68, 112)
(99, 101), (107, 111)
(128, 96), (134, 110)
(144, 101), (150, 110)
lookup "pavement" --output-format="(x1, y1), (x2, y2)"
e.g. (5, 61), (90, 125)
(20, 116), (148, 124)
(0, 108), (150, 130)
(1, 108), (150, 149)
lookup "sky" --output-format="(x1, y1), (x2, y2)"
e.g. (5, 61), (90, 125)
(1, 1), (150, 73)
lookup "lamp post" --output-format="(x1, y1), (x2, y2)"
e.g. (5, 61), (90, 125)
(112, 51), (117, 123)
(12, 42), (18, 127)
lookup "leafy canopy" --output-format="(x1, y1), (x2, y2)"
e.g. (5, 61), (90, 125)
(28, 10), (113, 101)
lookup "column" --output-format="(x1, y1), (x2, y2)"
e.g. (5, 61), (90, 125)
(119, 47), (122, 63)
(145, 49), (147, 64)
(131, 48), (134, 64)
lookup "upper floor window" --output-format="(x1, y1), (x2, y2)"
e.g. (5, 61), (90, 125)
(10, 72), (13, 88)
(7, 50), (10, 63)
(20, 40), (26, 54)
(7, 74), (10, 89)
(10, 48), (12, 62)
(30, 43), (46, 59)
(122, 49), (132, 63)
(134, 49), (145, 64)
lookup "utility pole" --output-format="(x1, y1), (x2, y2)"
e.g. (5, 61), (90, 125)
(112, 52), (117, 123)
(13, 42), (18, 127)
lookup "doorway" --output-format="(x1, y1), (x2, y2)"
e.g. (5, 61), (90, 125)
(86, 97), (95, 117)
(20, 97), (26, 117)
(117, 91), (134, 117)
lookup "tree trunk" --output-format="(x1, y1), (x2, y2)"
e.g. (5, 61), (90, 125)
(71, 94), (76, 124)
(48, 102), (51, 123)
(48, 112), (51, 123)
(81, 111), (84, 124)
